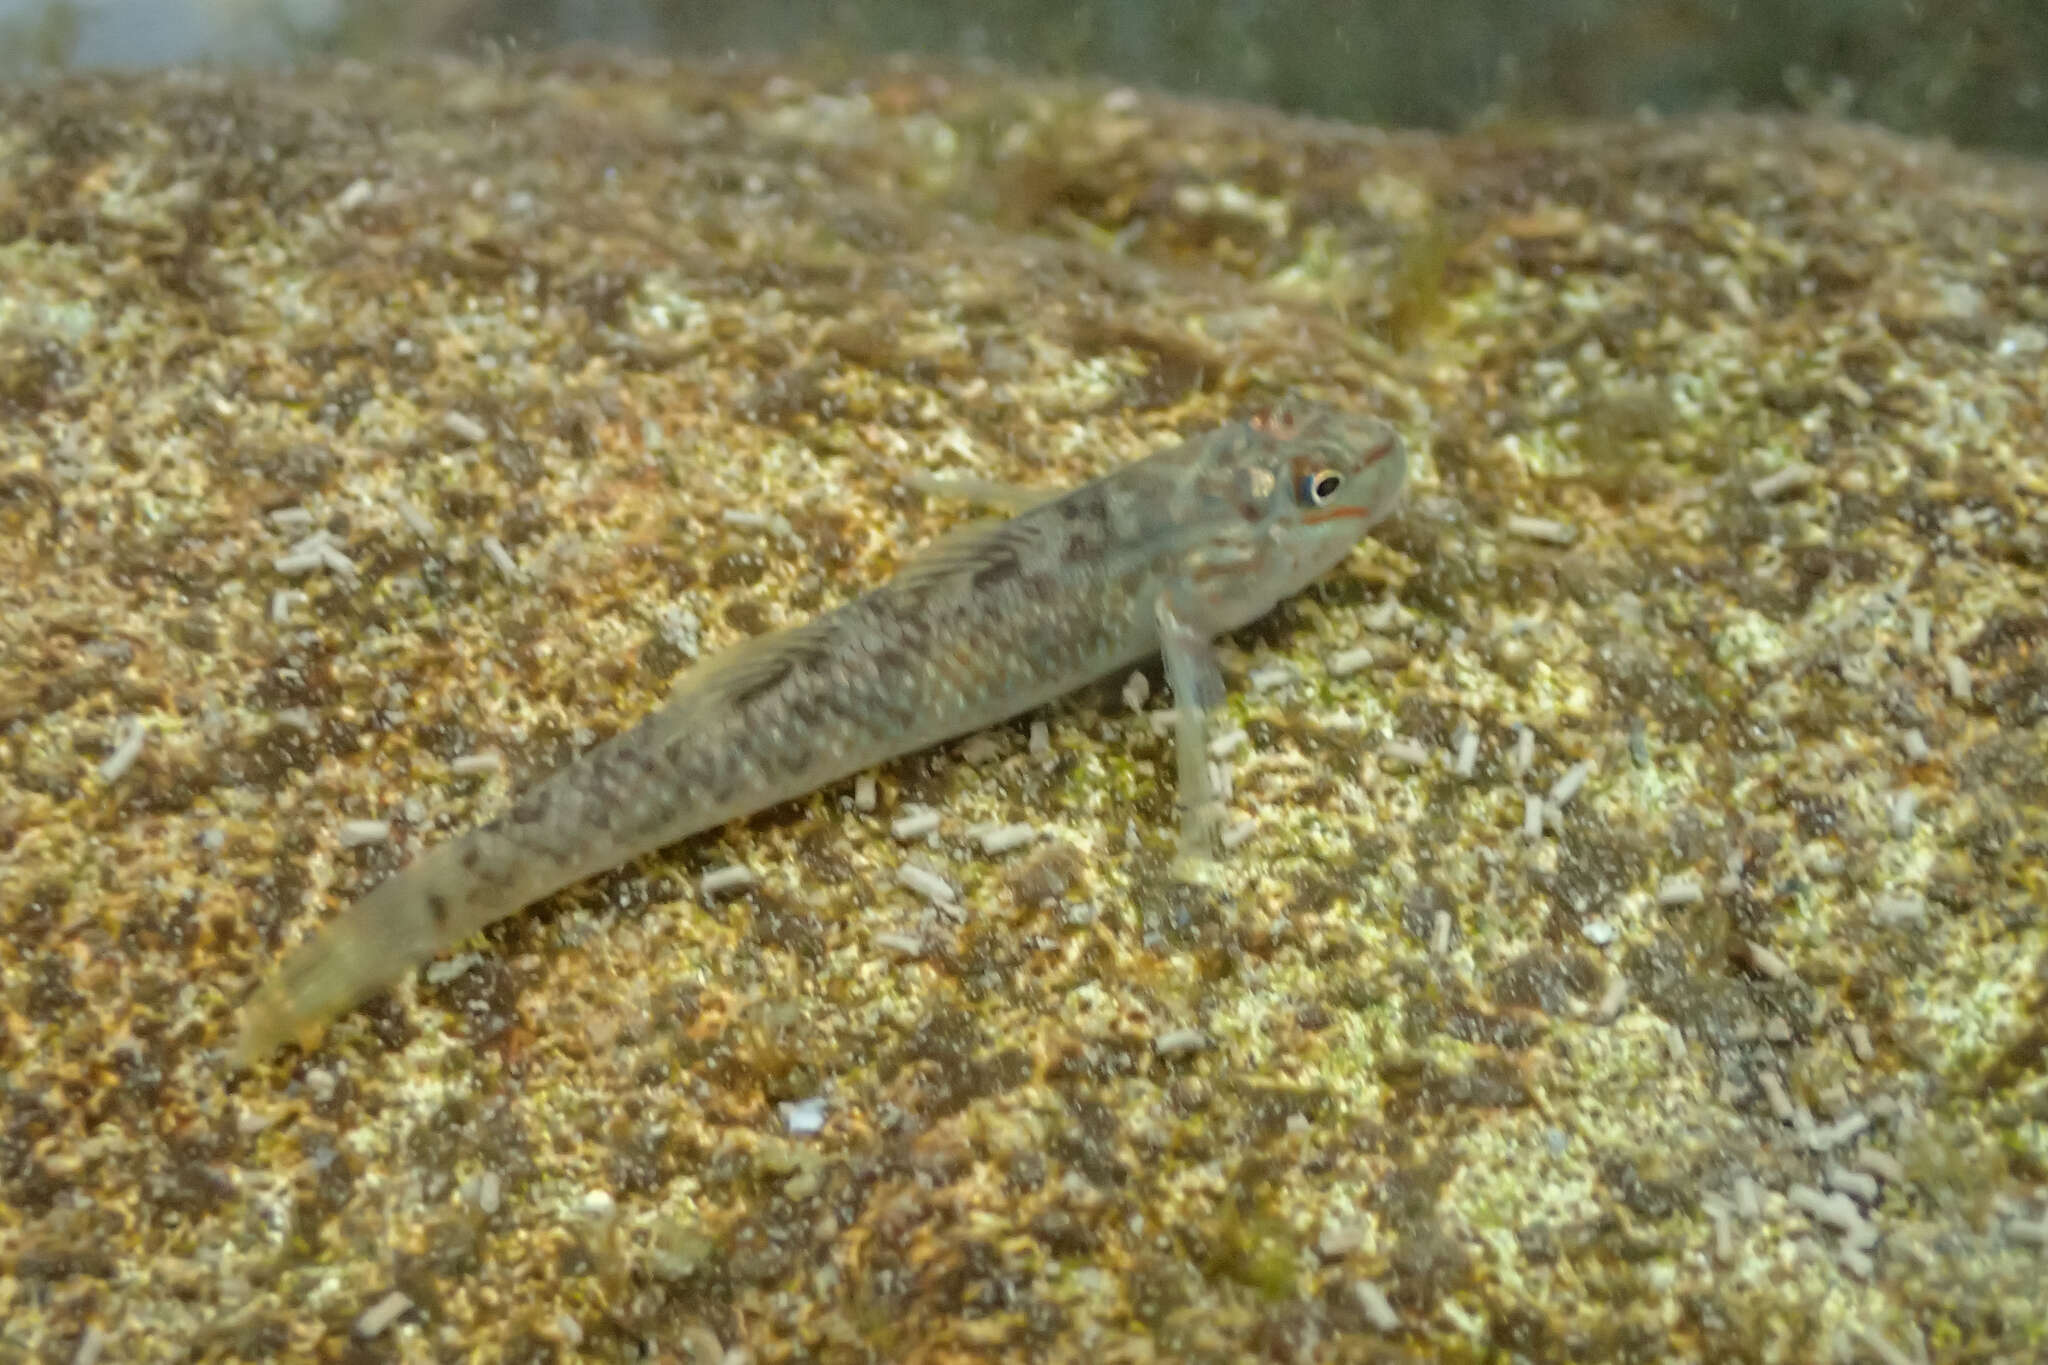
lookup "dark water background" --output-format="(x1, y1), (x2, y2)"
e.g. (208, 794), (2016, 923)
(3, 0), (2044, 154)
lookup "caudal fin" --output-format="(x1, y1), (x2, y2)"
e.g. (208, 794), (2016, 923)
(234, 860), (453, 1064)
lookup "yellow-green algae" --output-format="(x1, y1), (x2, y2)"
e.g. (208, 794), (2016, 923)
(2, 50), (2046, 1363)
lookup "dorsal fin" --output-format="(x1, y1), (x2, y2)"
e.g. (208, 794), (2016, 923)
(665, 511), (1044, 717)
(890, 515), (1027, 591)
(664, 613), (843, 713)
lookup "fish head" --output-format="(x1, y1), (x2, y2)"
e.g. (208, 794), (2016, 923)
(1175, 398), (1408, 630)
(1255, 397), (1408, 566)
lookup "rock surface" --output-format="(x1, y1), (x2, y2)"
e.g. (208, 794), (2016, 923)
(2, 52), (2045, 1363)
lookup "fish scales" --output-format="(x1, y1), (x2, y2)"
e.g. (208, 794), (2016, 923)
(237, 399), (1408, 1059)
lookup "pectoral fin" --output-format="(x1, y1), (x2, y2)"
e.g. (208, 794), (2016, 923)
(1155, 588), (1229, 879)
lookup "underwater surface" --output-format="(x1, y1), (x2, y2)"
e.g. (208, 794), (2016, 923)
(1, 28), (2045, 1365)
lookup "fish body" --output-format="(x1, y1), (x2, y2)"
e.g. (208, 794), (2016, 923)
(237, 399), (1408, 1060)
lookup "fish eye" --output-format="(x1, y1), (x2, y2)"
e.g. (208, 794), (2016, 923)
(1299, 470), (1343, 506)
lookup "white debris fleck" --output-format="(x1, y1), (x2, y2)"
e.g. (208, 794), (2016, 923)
(1317, 1220), (1365, 1259)
(480, 534), (521, 581)
(1657, 875), (1704, 907)
(1381, 736), (1431, 768)
(1522, 793), (1545, 840)
(699, 864), (757, 898)
(2005, 1216), (2048, 1247)
(873, 930), (926, 957)
(1220, 817), (1257, 852)
(1908, 606), (1933, 656)
(1824, 1164), (1881, 1204)
(1871, 892), (1928, 926)
(897, 862), (955, 905)
(97, 717), (146, 783)
(1509, 725), (1535, 777)
(1758, 1069), (1795, 1123)
(891, 807), (941, 841)
(337, 819), (391, 848)
(1848, 1021), (1875, 1063)
(354, 1291), (413, 1339)
(450, 752), (501, 777)
(978, 822), (1040, 855)
(1504, 513), (1578, 545)
(1807, 1110), (1871, 1151)
(1547, 759), (1594, 808)
(332, 177), (375, 212)
(269, 588), (306, 622)
(395, 498), (437, 541)
(1152, 1028), (1209, 1057)
(1351, 1280), (1401, 1333)
(1247, 663), (1298, 693)
(475, 1169), (502, 1214)
(656, 605), (701, 660)
(1942, 654), (1973, 704)
(1721, 272), (1759, 317)
(1786, 1182), (1868, 1235)
(853, 773), (878, 811)
(579, 1189), (616, 1219)
(1592, 973), (1629, 1022)
(1452, 727), (1480, 778)
(1900, 727), (1930, 762)
(1429, 909), (1452, 957)
(319, 544), (359, 579)
(1749, 461), (1816, 500)
(1326, 645), (1374, 677)
(780, 1096), (828, 1136)
(1745, 941), (1793, 981)
(1708, 1207), (1735, 1262)
(443, 410), (488, 444)
(1888, 788), (1919, 840)
(1207, 727), (1248, 760)
(273, 546), (330, 576)
(1734, 1176), (1763, 1221)
(424, 954), (480, 986)
(1581, 918), (1617, 947)
(1121, 671), (1150, 711)
(720, 507), (773, 529)
(960, 732), (1004, 765)
(1028, 720), (1051, 759)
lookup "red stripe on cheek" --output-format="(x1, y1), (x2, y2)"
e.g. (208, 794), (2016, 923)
(1302, 506), (1375, 525)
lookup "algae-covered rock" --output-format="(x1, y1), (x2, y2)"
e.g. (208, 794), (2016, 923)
(2, 52), (2044, 1362)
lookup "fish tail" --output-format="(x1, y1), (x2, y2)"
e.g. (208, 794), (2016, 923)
(234, 683), (798, 1062)
(233, 830), (527, 1064)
